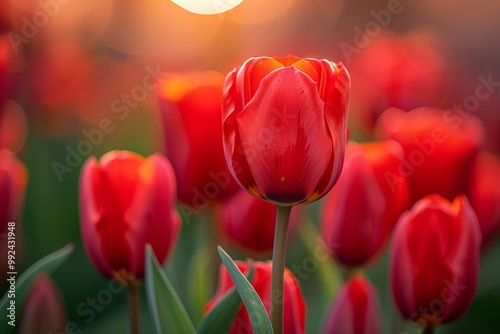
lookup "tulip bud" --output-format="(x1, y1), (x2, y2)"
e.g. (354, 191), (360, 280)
(217, 189), (302, 254)
(18, 274), (67, 334)
(222, 55), (350, 206)
(206, 261), (306, 334)
(466, 151), (500, 245)
(323, 275), (382, 334)
(375, 107), (485, 204)
(156, 71), (239, 207)
(390, 195), (481, 329)
(321, 141), (410, 267)
(79, 150), (181, 280)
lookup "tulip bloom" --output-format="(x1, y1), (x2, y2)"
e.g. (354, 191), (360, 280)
(79, 151), (181, 280)
(0, 35), (14, 109)
(157, 71), (239, 208)
(0, 149), (27, 228)
(321, 141), (410, 267)
(348, 31), (449, 133)
(390, 195), (481, 329)
(466, 151), (500, 245)
(375, 107), (485, 204)
(323, 275), (382, 334)
(206, 261), (306, 334)
(0, 149), (27, 290)
(222, 55), (350, 206)
(18, 274), (67, 334)
(217, 190), (302, 254)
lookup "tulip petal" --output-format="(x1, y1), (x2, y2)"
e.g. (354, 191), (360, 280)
(96, 151), (144, 274)
(223, 68), (260, 197)
(126, 154), (181, 277)
(315, 63), (350, 196)
(79, 157), (111, 276)
(236, 67), (332, 205)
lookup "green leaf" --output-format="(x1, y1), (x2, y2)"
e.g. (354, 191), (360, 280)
(0, 243), (75, 334)
(197, 264), (254, 334)
(217, 246), (274, 334)
(145, 245), (196, 334)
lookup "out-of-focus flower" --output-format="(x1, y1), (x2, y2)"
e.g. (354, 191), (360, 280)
(206, 261), (306, 334)
(0, 149), (27, 291)
(157, 71), (239, 208)
(217, 189), (302, 254)
(0, 35), (14, 109)
(349, 31), (449, 133)
(0, 100), (28, 152)
(321, 141), (410, 267)
(28, 39), (93, 116)
(466, 151), (500, 245)
(0, 149), (26, 224)
(323, 274), (382, 334)
(79, 150), (181, 280)
(18, 274), (67, 334)
(390, 195), (481, 329)
(375, 107), (485, 204)
(222, 55), (350, 206)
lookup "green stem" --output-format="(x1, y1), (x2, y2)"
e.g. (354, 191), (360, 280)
(270, 205), (292, 334)
(127, 282), (141, 334)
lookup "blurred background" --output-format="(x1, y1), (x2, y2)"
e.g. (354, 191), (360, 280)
(1, 0), (500, 333)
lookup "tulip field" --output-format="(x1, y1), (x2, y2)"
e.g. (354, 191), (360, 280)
(1, 1), (500, 334)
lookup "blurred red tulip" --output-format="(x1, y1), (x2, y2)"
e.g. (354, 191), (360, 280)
(390, 195), (481, 329)
(375, 107), (485, 204)
(321, 141), (410, 267)
(29, 39), (93, 114)
(79, 150), (181, 280)
(0, 149), (27, 290)
(323, 275), (382, 334)
(222, 55), (350, 206)
(157, 71), (239, 208)
(0, 35), (14, 110)
(0, 100), (28, 152)
(18, 274), (67, 334)
(0, 149), (27, 226)
(349, 31), (449, 133)
(206, 261), (306, 334)
(217, 189), (302, 254)
(466, 151), (500, 245)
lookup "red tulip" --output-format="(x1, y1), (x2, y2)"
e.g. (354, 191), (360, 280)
(222, 55), (350, 206)
(466, 151), (500, 245)
(217, 189), (302, 254)
(390, 195), (481, 329)
(206, 261), (306, 334)
(321, 141), (410, 267)
(0, 149), (27, 227)
(375, 107), (485, 204)
(0, 149), (27, 290)
(323, 275), (382, 334)
(0, 35), (14, 110)
(157, 71), (239, 208)
(348, 31), (449, 133)
(18, 274), (67, 334)
(79, 150), (181, 280)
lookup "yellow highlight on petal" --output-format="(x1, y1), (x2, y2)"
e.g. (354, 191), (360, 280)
(280, 176), (285, 182)
(171, 0), (244, 15)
